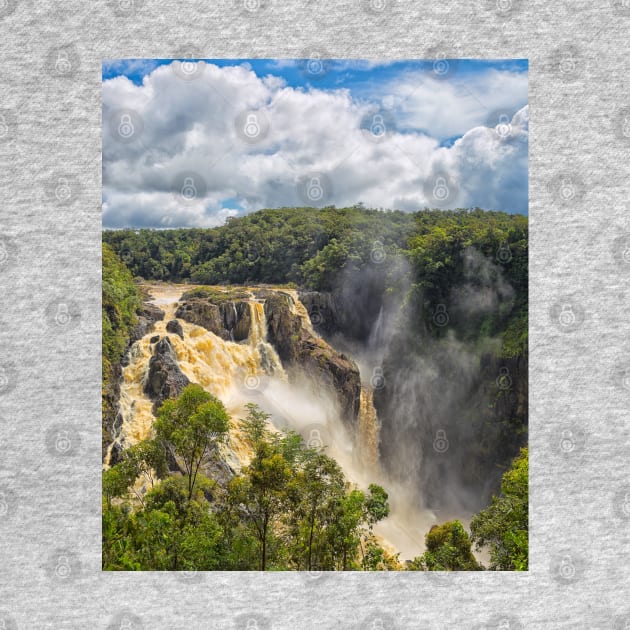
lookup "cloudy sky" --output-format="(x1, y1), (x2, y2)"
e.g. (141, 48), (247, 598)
(102, 58), (528, 228)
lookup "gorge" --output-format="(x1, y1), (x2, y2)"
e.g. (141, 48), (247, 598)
(102, 206), (528, 569)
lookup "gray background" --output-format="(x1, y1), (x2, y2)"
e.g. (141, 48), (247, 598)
(0, 0), (629, 628)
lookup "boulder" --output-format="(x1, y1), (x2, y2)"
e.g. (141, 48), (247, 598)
(264, 293), (361, 426)
(176, 298), (251, 341)
(128, 302), (166, 347)
(149, 335), (160, 344)
(165, 319), (184, 339)
(143, 336), (190, 413)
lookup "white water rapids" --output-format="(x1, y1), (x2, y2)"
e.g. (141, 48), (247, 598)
(107, 283), (440, 561)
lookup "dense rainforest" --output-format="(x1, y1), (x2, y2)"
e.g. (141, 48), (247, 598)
(102, 205), (528, 571)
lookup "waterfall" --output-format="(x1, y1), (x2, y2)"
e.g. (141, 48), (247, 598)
(106, 284), (437, 559)
(357, 386), (380, 469)
(105, 286), (286, 470)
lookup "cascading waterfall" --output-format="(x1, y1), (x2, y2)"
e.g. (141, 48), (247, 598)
(357, 386), (380, 470)
(106, 283), (436, 559)
(105, 286), (286, 470)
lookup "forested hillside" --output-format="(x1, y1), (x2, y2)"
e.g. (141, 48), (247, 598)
(103, 206), (527, 351)
(102, 206), (528, 570)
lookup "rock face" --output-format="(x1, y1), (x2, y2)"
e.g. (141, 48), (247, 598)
(264, 292), (361, 426)
(129, 303), (165, 346)
(165, 319), (184, 339)
(104, 301), (165, 462)
(176, 299), (251, 341)
(298, 289), (384, 341)
(143, 336), (190, 413)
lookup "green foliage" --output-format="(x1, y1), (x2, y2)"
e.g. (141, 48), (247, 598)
(409, 520), (481, 571)
(103, 475), (226, 571)
(470, 447), (528, 570)
(103, 206), (527, 355)
(154, 384), (230, 502)
(102, 206), (529, 571)
(181, 286), (251, 302)
(102, 242), (142, 448)
(102, 242), (141, 369)
(103, 396), (392, 571)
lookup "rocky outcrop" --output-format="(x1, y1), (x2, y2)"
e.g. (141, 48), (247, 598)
(128, 303), (165, 347)
(264, 292), (361, 426)
(298, 290), (337, 334)
(103, 301), (165, 462)
(298, 289), (384, 341)
(143, 336), (190, 413)
(165, 319), (184, 339)
(176, 299), (251, 341)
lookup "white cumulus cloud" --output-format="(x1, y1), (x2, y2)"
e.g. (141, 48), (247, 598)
(102, 62), (528, 228)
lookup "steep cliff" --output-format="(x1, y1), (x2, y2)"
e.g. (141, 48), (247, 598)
(264, 292), (361, 426)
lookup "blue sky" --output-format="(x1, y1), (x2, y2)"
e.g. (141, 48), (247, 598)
(103, 58), (527, 90)
(102, 58), (528, 228)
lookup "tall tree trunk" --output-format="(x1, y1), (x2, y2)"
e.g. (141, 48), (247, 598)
(261, 516), (268, 571)
(307, 508), (316, 571)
